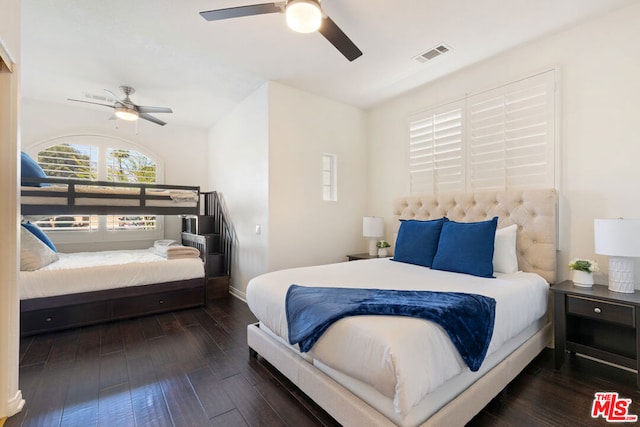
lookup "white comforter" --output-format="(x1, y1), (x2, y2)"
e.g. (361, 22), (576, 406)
(20, 249), (204, 299)
(246, 258), (548, 417)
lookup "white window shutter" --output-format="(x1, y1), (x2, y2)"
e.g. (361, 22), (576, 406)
(408, 102), (464, 195)
(468, 71), (555, 191)
(408, 69), (556, 195)
(34, 141), (162, 237)
(37, 143), (98, 179)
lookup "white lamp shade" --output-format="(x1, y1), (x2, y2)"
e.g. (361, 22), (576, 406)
(594, 219), (640, 257)
(363, 216), (384, 238)
(114, 107), (139, 121)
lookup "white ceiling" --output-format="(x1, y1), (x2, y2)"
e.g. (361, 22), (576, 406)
(21, 0), (637, 129)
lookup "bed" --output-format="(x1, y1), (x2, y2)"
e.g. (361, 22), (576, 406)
(246, 189), (557, 427)
(19, 167), (207, 335)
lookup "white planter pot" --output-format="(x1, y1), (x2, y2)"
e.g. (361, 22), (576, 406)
(377, 248), (388, 257)
(572, 270), (594, 287)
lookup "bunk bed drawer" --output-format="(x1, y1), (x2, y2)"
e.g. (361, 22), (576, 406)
(21, 301), (110, 335)
(112, 287), (204, 319)
(20, 279), (205, 336)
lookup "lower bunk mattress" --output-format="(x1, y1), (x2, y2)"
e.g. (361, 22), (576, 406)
(246, 258), (549, 425)
(20, 248), (204, 300)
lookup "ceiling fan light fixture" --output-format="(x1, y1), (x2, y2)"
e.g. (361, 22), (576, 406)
(114, 106), (139, 121)
(286, 0), (322, 33)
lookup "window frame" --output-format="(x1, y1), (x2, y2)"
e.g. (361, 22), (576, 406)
(26, 134), (166, 244)
(322, 152), (338, 202)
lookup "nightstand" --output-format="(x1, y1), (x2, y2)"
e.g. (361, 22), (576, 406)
(552, 280), (640, 387)
(346, 253), (388, 261)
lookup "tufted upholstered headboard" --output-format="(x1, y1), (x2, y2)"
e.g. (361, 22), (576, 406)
(392, 189), (557, 284)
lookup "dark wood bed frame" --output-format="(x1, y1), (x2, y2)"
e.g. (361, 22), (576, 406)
(20, 178), (209, 336)
(21, 177), (200, 216)
(20, 278), (205, 336)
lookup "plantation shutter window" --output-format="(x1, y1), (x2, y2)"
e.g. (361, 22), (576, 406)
(408, 102), (464, 195)
(468, 72), (555, 191)
(408, 69), (556, 195)
(29, 136), (164, 242)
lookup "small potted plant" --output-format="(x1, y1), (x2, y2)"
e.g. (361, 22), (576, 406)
(376, 240), (391, 257)
(568, 258), (599, 287)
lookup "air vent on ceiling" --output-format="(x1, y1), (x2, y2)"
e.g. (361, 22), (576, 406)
(83, 91), (116, 104)
(414, 44), (452, 63)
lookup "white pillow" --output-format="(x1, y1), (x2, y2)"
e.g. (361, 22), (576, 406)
(20, 226), (59, 271)
(493, 224), (518, 274)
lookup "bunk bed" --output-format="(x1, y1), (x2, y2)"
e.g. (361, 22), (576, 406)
(19, 176), (208, 336)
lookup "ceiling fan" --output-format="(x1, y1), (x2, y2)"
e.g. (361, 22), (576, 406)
(68, 86), (173, 126)
(199, 0), (362, 62)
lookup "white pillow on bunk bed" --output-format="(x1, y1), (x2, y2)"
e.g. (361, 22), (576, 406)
(20, 226), (59, 271)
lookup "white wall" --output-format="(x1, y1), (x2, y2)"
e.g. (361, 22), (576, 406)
(0, 0), (24, 419)
(268, 82), (368, 272)
(20, 98), (209, 252)
(209, 82), (368, 296)
(367, 2), (640, 285)
(208, 83), (270, 297)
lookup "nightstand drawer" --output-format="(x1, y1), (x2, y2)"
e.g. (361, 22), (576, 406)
(567, 295), (634, 326)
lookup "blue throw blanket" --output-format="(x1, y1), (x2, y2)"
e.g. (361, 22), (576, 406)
(285, 285), (496, 371)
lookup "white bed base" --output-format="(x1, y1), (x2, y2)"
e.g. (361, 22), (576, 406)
(248, 321), (551, 426)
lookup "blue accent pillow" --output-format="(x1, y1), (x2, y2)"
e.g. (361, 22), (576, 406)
(392, 218), (447, 267)
(21, 222), (57, 252)
(431, 217), (498, 278)
(21, 152), (50, 187)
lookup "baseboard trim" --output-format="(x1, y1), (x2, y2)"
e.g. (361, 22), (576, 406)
(6, 390), (24, 418)
(229, 286), (246, 302)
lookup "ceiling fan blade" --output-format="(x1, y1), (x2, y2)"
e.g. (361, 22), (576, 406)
(103, 89), (123, 103)
(200, 3), (282, 21)
(139, 112), (167, 126)
(318, 16), (362, 62)
(137, 106), (173, 114)
(67, 98), (115, 108)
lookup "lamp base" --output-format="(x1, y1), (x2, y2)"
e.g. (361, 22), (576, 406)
(608, 257), (636, 293)
(368, 239), (378, 256)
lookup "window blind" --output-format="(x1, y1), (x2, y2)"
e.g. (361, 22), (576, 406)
(468, 72), (555, 191)
(34, 142), (160, 235)
(409, 102), (464, 195)
(408, 69), (556, 195)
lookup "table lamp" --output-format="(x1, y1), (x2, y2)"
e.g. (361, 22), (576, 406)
(363, 216), (384, 256)
(594, 218), (640, 293)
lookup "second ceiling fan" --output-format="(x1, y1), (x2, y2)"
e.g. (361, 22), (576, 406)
(200, 0), (362, 62)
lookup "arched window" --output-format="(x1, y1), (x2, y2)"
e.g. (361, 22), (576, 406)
(27, 135), (165, 243)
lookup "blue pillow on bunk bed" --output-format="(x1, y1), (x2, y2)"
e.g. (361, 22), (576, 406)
(21, 222), (57, 252)
(20, 152), (50, 187)
(431, 217), (498, 278)
(392, 218), (447, 267)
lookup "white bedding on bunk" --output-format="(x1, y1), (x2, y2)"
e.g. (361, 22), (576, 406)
(246, 258), (549, 418)
(20, 249), (204, 300)
(21, 185), (199, 206)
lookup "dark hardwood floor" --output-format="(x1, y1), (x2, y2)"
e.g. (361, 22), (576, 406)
(7, 296), (640, 426)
